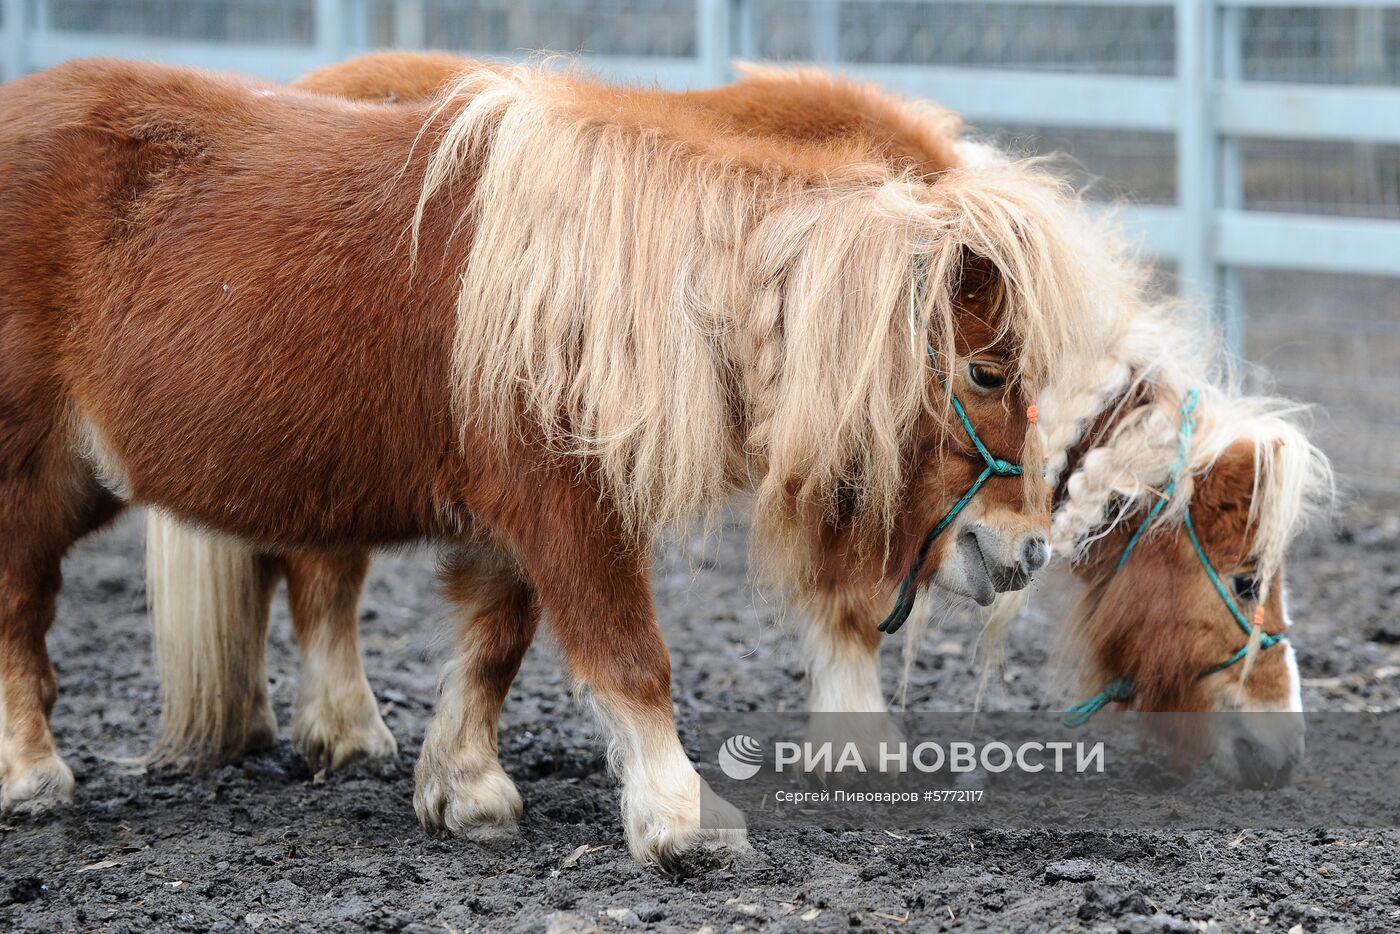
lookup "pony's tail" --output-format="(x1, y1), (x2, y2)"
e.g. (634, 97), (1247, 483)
(144, 510), (278, 769)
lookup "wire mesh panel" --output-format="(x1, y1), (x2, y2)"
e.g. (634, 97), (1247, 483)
(787, 0), (1175, 74)
(1243, 6), (1400, 85)
(47, 0), (314, 43)
(1244, 270), (1400, 497)
(1241, 138), (1400, 220)
(971, 124), (1177, 204)
(1228, 6), (1400, 497)
(362, 0), (696, 57)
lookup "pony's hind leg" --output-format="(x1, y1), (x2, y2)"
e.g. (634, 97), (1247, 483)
(0, 453), (120, 813)
(285, 549), (397, 768)
(413, 545), (538, 837)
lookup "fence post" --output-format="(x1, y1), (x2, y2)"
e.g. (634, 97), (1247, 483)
(1176, 0), (1231, 353)
(1356, 7), (1385, 83)
(698, 0), (732, 85)
(339, 0), (372, 51)
(810, 0), (839, 63)
(315, 0), (347, 65)
(3, 0), (27, 81)
(733, 0), (758, 61)
(1217, 2), (1245, 361)
(394, 0), (427, 50)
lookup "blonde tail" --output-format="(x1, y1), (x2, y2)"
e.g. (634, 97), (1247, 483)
(144, 510), (279, 768)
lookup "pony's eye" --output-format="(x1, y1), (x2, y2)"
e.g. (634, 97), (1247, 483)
(966, 362), (1007, 391)
(1232, 575), (1261, 603)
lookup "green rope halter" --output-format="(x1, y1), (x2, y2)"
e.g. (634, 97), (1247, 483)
(1186, 510), (1285, 676)
(878, 342), (1024, 635)
(1062, 387), (1285, 726)
(1062, 678), (1135, 728)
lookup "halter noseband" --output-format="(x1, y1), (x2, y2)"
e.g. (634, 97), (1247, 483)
(877, 342), (1025, 635)
(1063, 387), (1285, 726)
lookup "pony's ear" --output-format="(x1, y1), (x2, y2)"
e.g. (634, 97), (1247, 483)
(1189, 439), (1258, 566)
(955, 252), (1000, 304)
(1195, 440), (1257, 513)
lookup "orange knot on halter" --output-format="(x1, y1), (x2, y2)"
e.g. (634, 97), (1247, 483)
(1026, 405), (1039, 424)
(1252, 606), (1265, 629)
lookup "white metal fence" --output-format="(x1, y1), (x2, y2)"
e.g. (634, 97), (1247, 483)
(2, 0), (1398, 493)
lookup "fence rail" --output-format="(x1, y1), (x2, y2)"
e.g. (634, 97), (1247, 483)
(5, 0), (1397, 357)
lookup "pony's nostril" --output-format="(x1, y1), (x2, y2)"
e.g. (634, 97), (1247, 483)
(1018, 533), (1050, 574)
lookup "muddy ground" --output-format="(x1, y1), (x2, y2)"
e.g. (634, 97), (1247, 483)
(2, 503), (1399, 933)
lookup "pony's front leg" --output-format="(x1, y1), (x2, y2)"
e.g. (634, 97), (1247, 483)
(458, 476), (744, 862)
(285, 549), (397, 768)
(413, 546), (538, 838)
(539, 542), (747, 864)
(0, 552), (71, 814)
(801, 587), (889, 715)
(799, 586), (905, 764)
(554, 551), (750, 868)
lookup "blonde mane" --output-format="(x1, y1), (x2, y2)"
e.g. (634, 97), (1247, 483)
(1047, 302), (1334, 603)
(978, 294), (1332, 704)
(411, 63), (1125, 571)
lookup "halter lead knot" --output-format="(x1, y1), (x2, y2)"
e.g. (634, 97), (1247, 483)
(1062, 678), (1135, 728)
(988, 458), (1020, 477)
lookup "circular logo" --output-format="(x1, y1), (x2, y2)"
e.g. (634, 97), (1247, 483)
(717, 734), (764, 781)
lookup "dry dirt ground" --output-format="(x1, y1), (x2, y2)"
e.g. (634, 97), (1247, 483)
(2, 503), (1399, 933)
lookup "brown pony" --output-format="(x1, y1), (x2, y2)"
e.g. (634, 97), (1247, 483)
(147, 54), (1329, 798)
(0, 57), (1113, 861)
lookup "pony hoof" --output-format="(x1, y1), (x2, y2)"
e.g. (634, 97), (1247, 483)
(293, 701), (398, 771)
(1, 756), (75, 815)
(626, 778), (750, 866)
(803, 712), (905, 786)
(412, 762), (522, 838)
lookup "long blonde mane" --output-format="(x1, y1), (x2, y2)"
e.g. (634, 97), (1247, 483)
(978, 296), (1333, 704)
(412, 63), (1124, 570)
(1047, 302), (1334, 599)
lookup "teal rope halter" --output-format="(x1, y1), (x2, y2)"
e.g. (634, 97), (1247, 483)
(1062, 387), (1285, 727)
(877, 342), (1024, 635)
(1061, 678), (1134, 725)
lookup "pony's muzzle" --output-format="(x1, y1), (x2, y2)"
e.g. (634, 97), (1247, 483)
(930, 522), (1049, 607)
(970, 523), (1045, 592)
(949, 523), (1045, 603)
(1231, 734), (1301, 789)
(1213, 712), (1305, 790)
